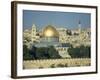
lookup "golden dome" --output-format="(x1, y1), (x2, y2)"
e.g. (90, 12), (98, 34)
(43, 25), (59, 38)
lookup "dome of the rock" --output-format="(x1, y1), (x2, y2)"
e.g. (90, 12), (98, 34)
(43, 25), (59, 38)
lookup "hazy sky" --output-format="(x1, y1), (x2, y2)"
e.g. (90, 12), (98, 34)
(23, 10), (91, 30)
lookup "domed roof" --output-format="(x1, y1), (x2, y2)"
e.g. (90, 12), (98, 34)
(43, 25), (59, 37)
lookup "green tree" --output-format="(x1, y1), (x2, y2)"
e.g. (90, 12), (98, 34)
(35, 46), (61, 59)
(23, 45), (33, 60)
(35, 47), (49, 59)
(48, 46), (61, 59)
(29, 46), (37, 59)
(68, 45), (90, 58)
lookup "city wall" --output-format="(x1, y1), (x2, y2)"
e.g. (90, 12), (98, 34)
(23, 58), (90, 69)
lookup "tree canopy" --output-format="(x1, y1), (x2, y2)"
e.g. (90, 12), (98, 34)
(23, 45), (61, 60)
(68, 45), (90, 58)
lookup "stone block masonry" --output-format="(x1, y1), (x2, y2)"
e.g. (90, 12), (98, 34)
(23, 58), (90, 69)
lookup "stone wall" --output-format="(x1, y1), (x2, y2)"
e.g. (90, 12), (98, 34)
(23, 58), (90, 69)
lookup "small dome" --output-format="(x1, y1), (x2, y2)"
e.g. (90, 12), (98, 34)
(43, 25), (59, 37)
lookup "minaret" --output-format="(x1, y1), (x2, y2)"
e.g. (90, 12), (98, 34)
(31, 24), (36, 42)
(78, 20), (81, 33)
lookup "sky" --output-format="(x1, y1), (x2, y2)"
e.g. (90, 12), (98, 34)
(23, 10), (91, 30)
